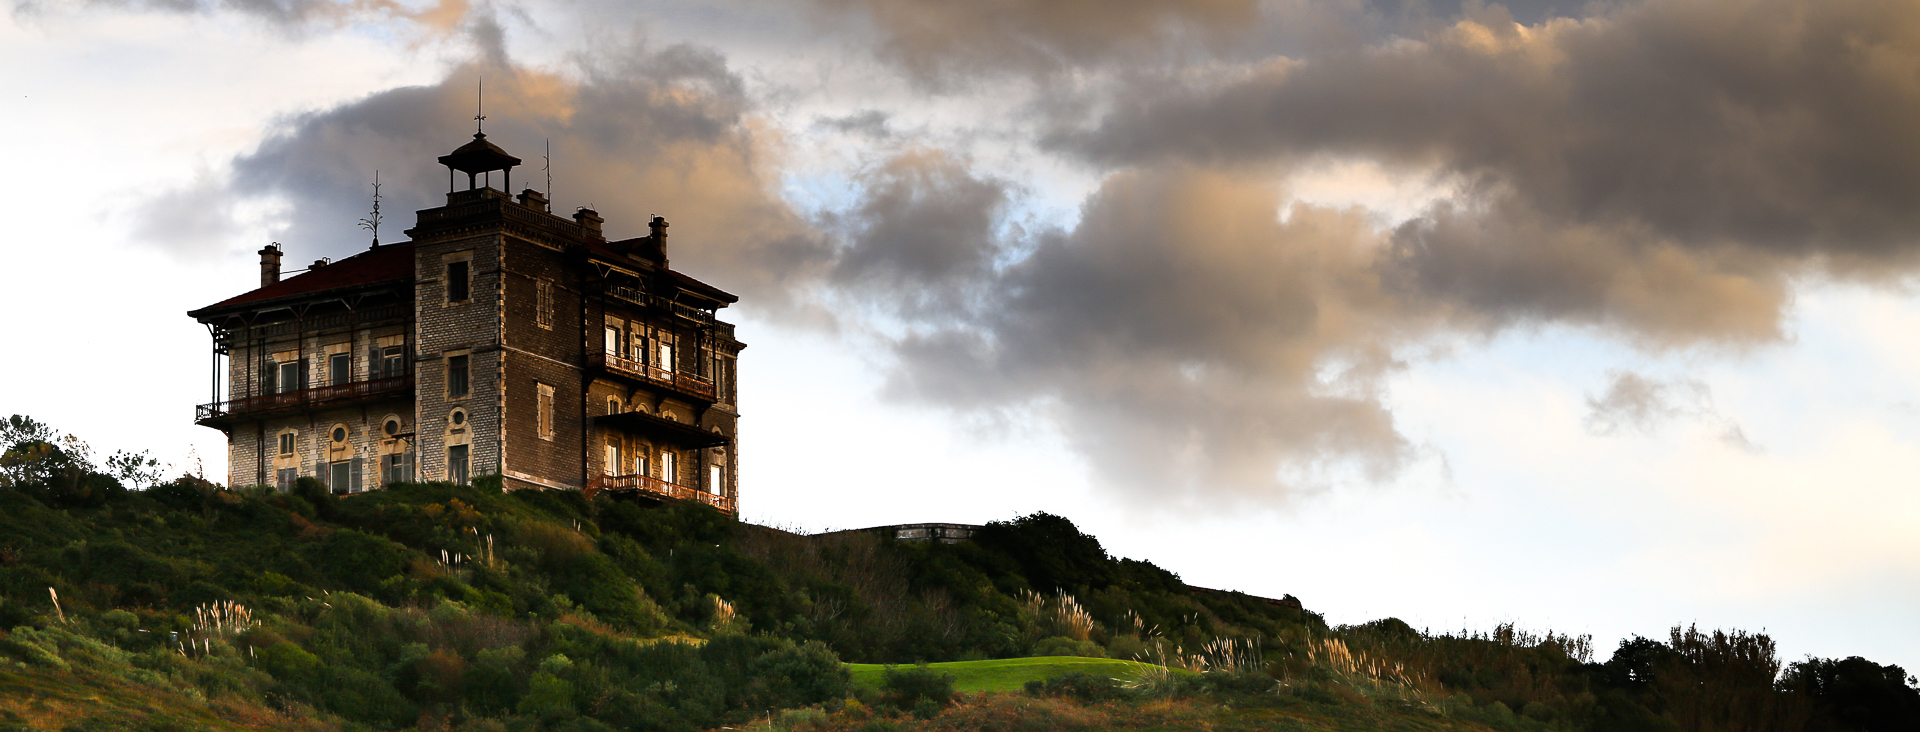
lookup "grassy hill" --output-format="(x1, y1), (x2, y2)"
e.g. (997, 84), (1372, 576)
(0, 415), (1915, 732)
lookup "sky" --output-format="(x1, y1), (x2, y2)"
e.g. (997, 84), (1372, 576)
(2, 0), (1918, 672)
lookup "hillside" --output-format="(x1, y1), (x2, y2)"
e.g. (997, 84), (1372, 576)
(1, 416), (1916, 732)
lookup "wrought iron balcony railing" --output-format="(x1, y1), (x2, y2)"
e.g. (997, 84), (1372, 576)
(587, 351), (716, 402)
(197, 374), (413, 425)
(587, 472), (735, 513)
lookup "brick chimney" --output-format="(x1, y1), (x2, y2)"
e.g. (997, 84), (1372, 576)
(573, 207), (604, 240)
(518, 188), (548, 211)
(649, 216), (669, 254)
(258, 244), (282, 288)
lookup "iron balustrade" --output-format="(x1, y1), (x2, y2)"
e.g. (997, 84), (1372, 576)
(197, 374), (413, 423)
(588, 473), (735, 513)
(588, 351), (716, 401)
(602, 285), (716, 324)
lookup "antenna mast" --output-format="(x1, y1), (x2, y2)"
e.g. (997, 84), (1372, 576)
(358, 171), (384, 248)
(544, 138), (553, 212)
(475, 77), (486, 134)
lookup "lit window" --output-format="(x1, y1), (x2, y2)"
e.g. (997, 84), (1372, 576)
(537, 383), (554, 440)
(709, 464), (724, 496)
(447, 260), (470, 302)
(536, 279), (554, 329)
(448, 354), (470, 398)
(330, 353), (351, 386)
(659, 342), (674, 373)
(633, 453), (647, 478)
(604, 325), (621, 356)
(661, 450), (676, 485)
(604, 439), (621, 477)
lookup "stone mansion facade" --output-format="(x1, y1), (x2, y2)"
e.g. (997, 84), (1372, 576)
(188, 130), (743, 512)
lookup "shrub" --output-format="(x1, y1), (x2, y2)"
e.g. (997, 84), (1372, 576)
(881, 664), (956, 713)
(1026, 671), (1129, 703)
(750, 641), (852, 709)
(1032, 635), (1105, 658)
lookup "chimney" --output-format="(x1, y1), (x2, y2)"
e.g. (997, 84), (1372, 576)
(258, 244), (282, 288)
(310, 259), (329, 270)
(649, 216), (669, 253)
(518, 188), (549, 211)
(573, 207), (604, 240)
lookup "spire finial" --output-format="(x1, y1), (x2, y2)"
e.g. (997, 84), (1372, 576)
(475, 76), (486, 135)
(358, 170), (384, 248)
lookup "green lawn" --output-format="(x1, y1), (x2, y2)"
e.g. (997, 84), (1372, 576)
(847, 656), (1194, 694)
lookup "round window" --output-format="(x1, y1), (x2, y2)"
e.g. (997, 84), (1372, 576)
(451, 410), (466, 426)
(383, 419), (400, 437)
(331, 427), (347, 443)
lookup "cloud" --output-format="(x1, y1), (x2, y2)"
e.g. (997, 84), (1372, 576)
(1585, 370), (1710, 436)
(28, 0), (476, 34)
(808, 0), (1260, 86)
(1049, 0), (1920, 339)
(156, 39), (827, 309)
(867, 166), (1425, 504)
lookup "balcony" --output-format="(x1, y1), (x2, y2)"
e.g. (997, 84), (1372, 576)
(588, 351), (716, 402)
(593, 411), (729, 449)
(588, 472), (735, 513)
(196, 374), (413, 427)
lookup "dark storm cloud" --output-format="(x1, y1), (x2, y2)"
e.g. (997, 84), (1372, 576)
(869, 166), (1422, 502)
(1051, 0), (1920, 336)
(809, 0), (1260, 86)
(205, 42), (825, 306)
(824, 150), (1011, 313)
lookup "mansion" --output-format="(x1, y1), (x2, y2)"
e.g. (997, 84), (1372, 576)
(188, 130), (743, 512)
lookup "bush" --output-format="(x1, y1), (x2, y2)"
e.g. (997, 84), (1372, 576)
(881, 664), (956, 713)
(1032, 635), (1105, 658)
(750, 641), (852, 709)
(1025, 671), (1129, 703)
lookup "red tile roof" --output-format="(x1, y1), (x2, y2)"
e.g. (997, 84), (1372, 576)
(189, 243), (415, 318)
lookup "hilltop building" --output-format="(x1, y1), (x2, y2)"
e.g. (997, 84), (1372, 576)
(188, 130), (744, 512)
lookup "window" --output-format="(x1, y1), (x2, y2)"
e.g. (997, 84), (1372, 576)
(659, 341), (674, 373)
(633, 453), (647, 478)
(329, 353), (351, 386)
(450, 408), (467, 433)
(447, 445), (469, 485)
(278, 432), (295, 456)
(709, 465), (724, 496)
(604, 439), (621, 477)
(330, 426), (348, 445)
(329, 460), (352, 495)
(275, 468), (297, 492)
(536, 279), (554, 329)
(383, 418), (401, 438)
(661, 450), (676, 485)
(383, 453), (412, 485)
(278, 360), (301, 394)
(604, 325), (621, 356)
(537, 383), (555, 440)
(448, 354), (470, 398)
(377, 346), (403, 378)
(447, 260), (470, 302)
(631, 332), (648, 364)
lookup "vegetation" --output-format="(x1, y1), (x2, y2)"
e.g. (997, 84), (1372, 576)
(0, 414), (1915, 732)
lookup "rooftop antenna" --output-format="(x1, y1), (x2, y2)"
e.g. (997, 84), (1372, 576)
(475, 77), (486, 135)
(544, 138), (553, 212)
(358, 171), (384, 248)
